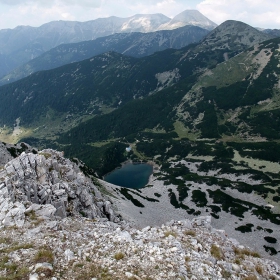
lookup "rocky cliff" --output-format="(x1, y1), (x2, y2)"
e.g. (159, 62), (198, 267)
(0, 147), (280, 279)
(0, 149), (119, 228)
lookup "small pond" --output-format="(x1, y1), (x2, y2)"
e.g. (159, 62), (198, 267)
(104, 163), (153, 189)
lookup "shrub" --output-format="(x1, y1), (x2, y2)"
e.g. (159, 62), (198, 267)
(255, 264), (263, 275)
(221, 269), (231, 279)
(25, 210), (37, 220)
(184, 230), (196, 237)
(242, 275), (258, 280)
(234, 247), (260, 258)
(164, 231), (177, 238)
(0, 237), (12, 244)
(34, 248), (54, 263)
(39, 152), (52, 159)
(7, 265), (29, 280)
(234, 258), (241, 265)
(36, 267), (53, 277)
(114, 252), (125, 261)
(210, 244), (223, 260)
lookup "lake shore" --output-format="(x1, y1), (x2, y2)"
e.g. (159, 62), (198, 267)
(104, 161), (154, 189)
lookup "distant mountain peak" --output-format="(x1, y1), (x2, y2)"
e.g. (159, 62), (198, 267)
(172, 10), (216, 26)
(158, 9), (217, 31)
(199, 19), (273, 52)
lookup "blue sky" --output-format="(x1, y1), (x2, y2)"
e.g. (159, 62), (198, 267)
(0, 0), (279, 30)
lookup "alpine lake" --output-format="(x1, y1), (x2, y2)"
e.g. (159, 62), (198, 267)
(104, 162), (153, 189)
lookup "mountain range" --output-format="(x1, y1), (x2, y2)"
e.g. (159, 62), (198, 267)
(0, 25), (209, 85)
(0, 10), (217, 79)
(263, 28), (280, 37)
(0, 20), (271, 136)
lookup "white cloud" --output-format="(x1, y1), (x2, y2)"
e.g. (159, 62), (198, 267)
(197, 0), (280, 28)
(0, 0), (102, 7)
(0, 0), (191, 29)
(0, 0), (279, 30)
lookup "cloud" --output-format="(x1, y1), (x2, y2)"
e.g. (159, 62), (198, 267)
(197, 0), (280, 28)
(0, 0), (104, 29)
(0, 0), (102, 7)
(104, 0), (189, 18)
(0, 0), (279, 30)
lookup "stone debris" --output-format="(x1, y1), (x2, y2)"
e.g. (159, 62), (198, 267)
(0, 148), (280, 279)
(0, 215), (279, 279)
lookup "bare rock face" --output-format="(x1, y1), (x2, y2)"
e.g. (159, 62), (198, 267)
(0, 142), (36, 166)
(0, 149), (119, 227)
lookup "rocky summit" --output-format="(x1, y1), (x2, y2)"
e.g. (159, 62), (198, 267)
(0, 149), (280, 279)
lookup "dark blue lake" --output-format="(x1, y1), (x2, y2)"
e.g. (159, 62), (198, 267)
(104, 163), (153, 189)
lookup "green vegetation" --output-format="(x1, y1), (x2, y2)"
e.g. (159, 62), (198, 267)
(191, 190), (208, 207)
(62, 142), (127, 177)
(235, 224), (254, 233)
(264, 236), (277, 244)
(74, 263), (113, 280)
(114, 252), (125, 261)
(234, 247), (260, 258)
(164, 231), (177, 238)
(184, 230), (196, 237)
(0, 241), (33, 280)
(210, 244), (223, 260)
(3, 34), (278, 262)
(208, 189), (280, 223)
(0, 243), (33, 255)
(34, 247), (54, 263)
(0, 262), (29, 280)
(263, 245), (278, 256)
(118, 188), (144, 208)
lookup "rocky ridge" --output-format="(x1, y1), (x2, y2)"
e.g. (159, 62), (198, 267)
(0, 9), (214, 78)
(0, 149), (119, 228)
(0, 141), (37, 166)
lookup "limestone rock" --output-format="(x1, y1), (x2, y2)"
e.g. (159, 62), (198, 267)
(0, 149), (119, 227)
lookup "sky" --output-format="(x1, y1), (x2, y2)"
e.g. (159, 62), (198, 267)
(0, 0), (279, 30)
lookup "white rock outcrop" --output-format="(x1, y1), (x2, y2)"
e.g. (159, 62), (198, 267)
(0, 149), (119, 227)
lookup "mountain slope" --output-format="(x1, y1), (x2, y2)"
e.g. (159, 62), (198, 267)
(177, 37), (280, 140)
(0, 14), (170, 78)
(3, 24), (279, 263)
(0, 25), (209, 85)
(55, 37), (280, 145)
(197, 20), (273, 54)
(263, 29), (280, 38)
(0, 20), (273, 144)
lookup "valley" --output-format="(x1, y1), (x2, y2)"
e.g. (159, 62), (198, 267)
(0, 10), (280, 267)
